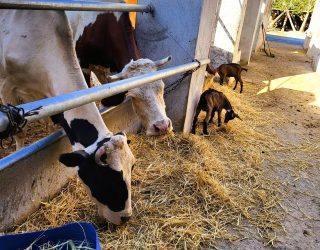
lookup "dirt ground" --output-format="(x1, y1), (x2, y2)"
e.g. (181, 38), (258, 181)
(218, 40), (320, 249)
(4, 36), (320, 249)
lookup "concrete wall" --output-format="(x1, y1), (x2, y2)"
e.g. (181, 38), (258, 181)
(209, 0), (247, 67)
(239, 0), (264, 65)
(136, 0), (219, 131)
(306, 0), (320, 72)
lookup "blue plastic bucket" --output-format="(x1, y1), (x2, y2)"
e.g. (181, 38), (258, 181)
(0, 222), (101, 250)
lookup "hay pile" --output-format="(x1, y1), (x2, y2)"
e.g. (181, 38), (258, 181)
(26, 240), (95, 250)
(12, 82), (290, 249)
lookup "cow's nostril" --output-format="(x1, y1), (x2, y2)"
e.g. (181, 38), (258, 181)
(167, 120), (172, 129)
(121, 216), (131, 223)
(153, 124), (160, 132)
(153, 120), (170, 132)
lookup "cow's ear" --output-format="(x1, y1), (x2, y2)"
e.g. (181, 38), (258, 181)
(90, 71), (102, 87)
(59, 150), (88, 167)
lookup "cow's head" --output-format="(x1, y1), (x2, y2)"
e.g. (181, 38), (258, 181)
(108, 56), (173, 135)
(59, 132), (135, 225)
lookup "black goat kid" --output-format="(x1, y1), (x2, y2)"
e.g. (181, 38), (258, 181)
(191, 88), (241, 135)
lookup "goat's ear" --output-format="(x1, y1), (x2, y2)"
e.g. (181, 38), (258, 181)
(234, 113), (242, 121)
(59, 150), (88, 167)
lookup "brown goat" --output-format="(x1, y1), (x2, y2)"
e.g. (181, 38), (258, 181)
(206, 63), (247, 93)
(191, 88), (241, 135)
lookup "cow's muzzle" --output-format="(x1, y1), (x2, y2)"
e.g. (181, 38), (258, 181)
(121, 216), (131, 224)
(153, 119), (172, 134)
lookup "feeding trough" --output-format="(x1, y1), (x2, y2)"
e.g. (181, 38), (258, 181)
(0, 222), (101, 250)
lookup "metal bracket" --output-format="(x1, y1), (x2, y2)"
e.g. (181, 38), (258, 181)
(0, 104), (42, 148)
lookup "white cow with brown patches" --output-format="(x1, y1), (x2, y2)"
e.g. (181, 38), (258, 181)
(67, 4), (173, 136)
(107, 57), (173, 135)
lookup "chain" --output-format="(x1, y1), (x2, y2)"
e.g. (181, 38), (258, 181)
(262, 23), (275, 58)
(0, 104), (42, 148)
(164, 59), (202, 95)
(164, 71), (191, 95)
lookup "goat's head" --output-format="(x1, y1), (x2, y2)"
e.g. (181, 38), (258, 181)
(224, 110), (242, 123)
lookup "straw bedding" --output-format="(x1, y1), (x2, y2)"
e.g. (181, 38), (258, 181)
(27, 240), (95, 250)
(11, 81), (296, 249)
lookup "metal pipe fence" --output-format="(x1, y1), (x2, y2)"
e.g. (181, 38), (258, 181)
(0, 59), (210, 132)
(0, 130), (65, 171)
(0, 0), (153, 12)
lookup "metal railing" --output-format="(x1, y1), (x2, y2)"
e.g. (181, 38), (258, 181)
(0, 0), (153, 12)
(0, 130), (65, 171)
(0, 59), (210, 134)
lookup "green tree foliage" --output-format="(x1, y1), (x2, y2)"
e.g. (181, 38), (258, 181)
(273, 0), (316, 13)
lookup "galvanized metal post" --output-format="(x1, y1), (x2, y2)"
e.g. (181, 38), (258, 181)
(0, 0), (153, 12)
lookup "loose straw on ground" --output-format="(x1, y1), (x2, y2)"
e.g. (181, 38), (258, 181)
(10, 79), (319, 249)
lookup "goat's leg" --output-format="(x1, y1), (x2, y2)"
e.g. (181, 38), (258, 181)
(233, 77), (239, 90)
(217, 110), (222, 127)
(219, 74), (225, 85)
(239, 78), (244, 93)
(209, 110), (216, 123)
(203, 109), (212, 135)
(191, 107), (201, 134)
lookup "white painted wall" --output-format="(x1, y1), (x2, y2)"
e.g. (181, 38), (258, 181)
(306, 0), (320, 72)
(210, 0), (247, 67)
(239, 0), (263, 65)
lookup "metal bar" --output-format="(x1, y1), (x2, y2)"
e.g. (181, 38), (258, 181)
(0, 130), (65, 171)
(0, 59), (209, 130)
(0, 0), (153, 12)
(0, 104), (120, 171)
(0, 103), (119, 170)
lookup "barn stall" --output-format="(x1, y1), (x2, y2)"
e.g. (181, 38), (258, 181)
(0, 0), (320, 249)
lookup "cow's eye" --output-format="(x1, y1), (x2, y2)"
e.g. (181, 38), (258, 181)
(131, 164), (135, 171)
